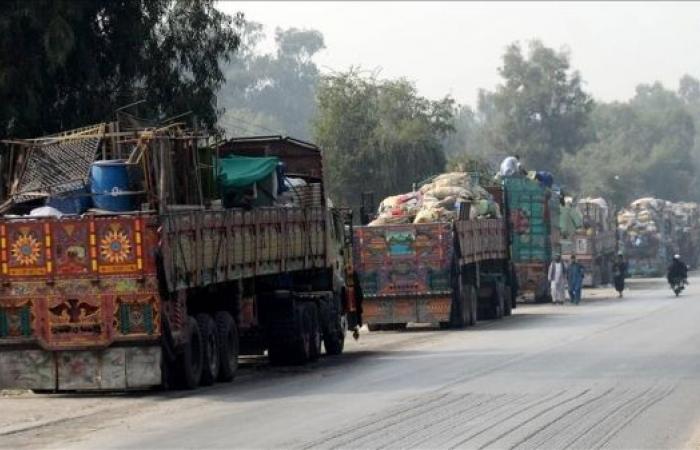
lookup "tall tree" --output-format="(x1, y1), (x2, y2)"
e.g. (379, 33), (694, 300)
(481, 40), (593, 172)
(564, 82), (695, 206)
(0, 0), (243, 138)
(219, 26), (324, 139)
(314, 70), (453, 208)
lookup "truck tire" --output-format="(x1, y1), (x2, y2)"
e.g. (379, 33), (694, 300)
(196, 313), (220, 386)
(324, 312), (347, 356)
(449, 284), (467, 328)
(495, 283), (505, 319)
(176, 316), (203, 389)
(367, 323), (383, 332)
(467, 285), (477, 326)
(307, 303), (322, 362)
(214, 311), (239, 382)
(503, 286), (513, 317)
(535, 278), (551, 303)
(269, 302), (310, 365)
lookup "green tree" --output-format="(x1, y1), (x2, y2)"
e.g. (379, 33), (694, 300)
(314, 70), (453, 207)
(564, 82), (695, 206)
(219, 26), (324, 139)
(0, 0), (243, 138)
(481, 40), (594, 172)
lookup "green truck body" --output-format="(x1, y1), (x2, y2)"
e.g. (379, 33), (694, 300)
(503, 177), (560, 301)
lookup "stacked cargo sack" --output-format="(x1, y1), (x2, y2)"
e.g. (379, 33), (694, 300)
(368, 172), (501, 226)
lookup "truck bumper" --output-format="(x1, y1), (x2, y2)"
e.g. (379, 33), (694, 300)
(0, 346), (161, 391)
(363, 296), (451, 325)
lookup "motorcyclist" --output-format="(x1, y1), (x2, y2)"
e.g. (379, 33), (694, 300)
(667, 254), (688, 285)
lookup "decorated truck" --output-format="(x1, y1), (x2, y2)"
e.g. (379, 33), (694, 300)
(503, 176), (560, 302)
(617, 198), (673, 277)
(353, 182), (515, 330)
(0, 124), (358, 391)
(561, 198), (616, 287)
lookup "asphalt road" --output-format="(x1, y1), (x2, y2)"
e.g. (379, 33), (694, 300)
(3, 276), (700, 449)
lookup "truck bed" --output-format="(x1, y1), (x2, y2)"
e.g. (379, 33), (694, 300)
(160, 206), (329, 292)
(353, 219), (506, 324)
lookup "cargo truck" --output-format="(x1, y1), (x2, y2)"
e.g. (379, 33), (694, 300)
(353, 186), (515, 330)
(618, 199), (673, 277)
(0, 125), (359, 391)
(561, 199), (616, 287)
(503, 176), (560, 302)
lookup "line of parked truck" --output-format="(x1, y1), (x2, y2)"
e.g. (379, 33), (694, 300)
(0, 123), (697, 392)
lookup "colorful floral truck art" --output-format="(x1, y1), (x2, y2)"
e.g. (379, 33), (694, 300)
(0, 126), (358, 391)
(354, 202), (516, 330)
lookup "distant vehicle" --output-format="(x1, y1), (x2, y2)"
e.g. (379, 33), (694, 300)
(353, 181), (516, 330)
(562, 199), (616, 287)
(502, 176), (561, 302)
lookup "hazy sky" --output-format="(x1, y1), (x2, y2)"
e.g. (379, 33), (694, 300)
(218, 1), (700, 106)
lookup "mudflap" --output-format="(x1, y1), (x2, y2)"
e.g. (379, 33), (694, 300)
(0, 346), (162, 391)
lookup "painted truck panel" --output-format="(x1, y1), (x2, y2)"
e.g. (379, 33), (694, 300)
(354, 219), (507, 325)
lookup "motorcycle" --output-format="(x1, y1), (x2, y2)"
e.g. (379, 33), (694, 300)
(669, 277), (688, 297)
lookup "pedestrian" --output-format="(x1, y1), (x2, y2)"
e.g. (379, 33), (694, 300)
(612, 252), (627, 298)
(548, 254), (567, 304)
(567, 255), (585, 305)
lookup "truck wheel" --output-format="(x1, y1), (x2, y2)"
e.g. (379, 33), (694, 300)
(449, 285), (466, 328)
(307, 303), (322, 362)
(176, 316), (203, 389)
(270, 302), (311, 365)
(495, 283), (505, 319)
(503, 287), (513, 317)
(467, 285), (477, 326)
(196, 314), (220, 386)
(214, 311), (239, 382)
(291, 302), (312, 364)
(324, 313), (347, 355)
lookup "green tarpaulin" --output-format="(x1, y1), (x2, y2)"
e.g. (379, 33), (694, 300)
(217, 155), (279, 190)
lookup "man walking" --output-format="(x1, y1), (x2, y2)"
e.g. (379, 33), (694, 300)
(612, 252), (627, 298)
(568, 255), (585, 305)
(548, 254), (567, 305)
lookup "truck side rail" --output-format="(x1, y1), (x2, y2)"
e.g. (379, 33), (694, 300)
(161, 206), (328, 292)
(456, 218), (507, 265)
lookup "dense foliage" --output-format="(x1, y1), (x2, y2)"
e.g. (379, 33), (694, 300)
(314, 70), (454, 207)
(218, 25), (324, 140)
(0, 0), (242, 138)
(2, 3), (699, 208)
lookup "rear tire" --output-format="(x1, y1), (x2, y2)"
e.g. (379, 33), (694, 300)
(503, 286), (513, 317)
(196, 313), (220, 386)
(323, 294), (347, 356)
(449, 284), (467, 329)
(467, 285), (477, 326)
(175, 316), (203, 390)
(307, 303), (322, 362)
(214, 311), (239, 382)
(494, 283), (505, 320)
(269, 302), (311, 366)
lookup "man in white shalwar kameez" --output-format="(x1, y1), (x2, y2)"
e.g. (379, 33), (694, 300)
(548, 254), (567, 304)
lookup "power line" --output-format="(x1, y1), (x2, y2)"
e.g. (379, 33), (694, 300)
(223, 113), (286, 136)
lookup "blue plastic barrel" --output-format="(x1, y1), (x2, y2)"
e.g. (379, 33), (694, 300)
(90, 160), (135, 212)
